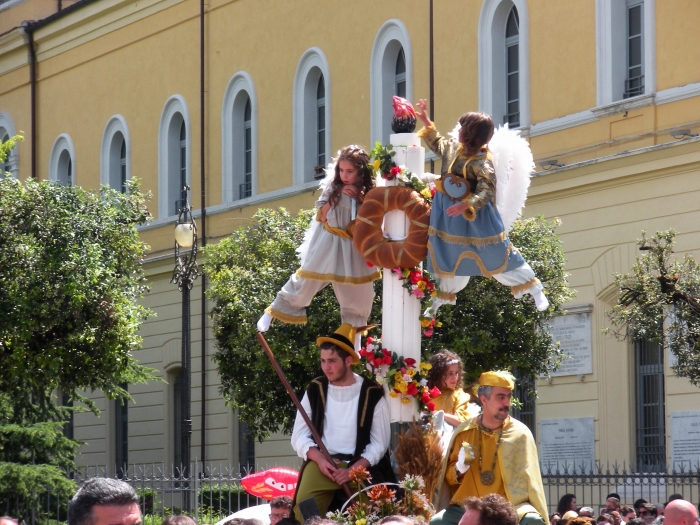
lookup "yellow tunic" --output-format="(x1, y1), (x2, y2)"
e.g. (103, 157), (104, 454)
(436, 416), (548, 522)
(432, 388), (472, 422)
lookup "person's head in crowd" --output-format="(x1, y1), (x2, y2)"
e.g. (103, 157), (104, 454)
(240, 519), (263, 525)
(162, 516), (196, 525)
(607, 499), (622, 512)
(580, 508), (595, 518)
(635, 501), (649, 513)
(629, 519), (645, 525)
(664, 499), (699, 525)
(607, 494), (622, 502)
(269, 496), (293, 525)
(655, 504), (665, 516)
(222, 519), (243, 525)
(558, 495), (579, 516)
(667, 495), (684, 505)
(459, 494), (519, 525)
(570, 518), (596, 525)
(639, 504), (658, 524)
(0, 517), (18, 525)
(563, 511), (579, 522)
(378, 517), (416, 525)
(610, 511), (623, 525)
(427, 349), (464, 392)
(597, 514), (614, 525)
(551, 513), (562, 525)
(275, 518), (300, 525)
(621, 506), (637, 523)
(67, 478), (141, 525)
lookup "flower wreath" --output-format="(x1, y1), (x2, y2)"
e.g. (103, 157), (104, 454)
(391, 266), (442, 337)
(368, 142), (436, 204)
(359, 337), (441, 411)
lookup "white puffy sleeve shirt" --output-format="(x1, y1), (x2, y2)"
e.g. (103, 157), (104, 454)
(290, 373), (391, 466)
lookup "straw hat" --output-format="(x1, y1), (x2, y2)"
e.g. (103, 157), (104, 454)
(316, 323), (361, 364)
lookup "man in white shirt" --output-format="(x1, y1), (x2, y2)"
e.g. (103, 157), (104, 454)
(291, 324), (394, 520)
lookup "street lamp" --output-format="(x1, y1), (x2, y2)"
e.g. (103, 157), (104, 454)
(170, 185), (198, 491)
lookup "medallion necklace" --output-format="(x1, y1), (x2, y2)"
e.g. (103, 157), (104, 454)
(477, 415), (504, 486)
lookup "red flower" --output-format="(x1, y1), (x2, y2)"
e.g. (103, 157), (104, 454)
(389, 166), (402, 176)
(366, 336), (374, 344)
(373, 358), (384, 367)
(430, 187), (436, 197)
(425, 281), (435, 291)
(359, 348), (368, 357)
(423, 329), (434, 337)
(381, 348), (391, 356)
(427, 401), (436, 411)
(382, 355), (393, 365)
(365, 261), (375, 268)
(404, 357), (416, 367)
(430, 386), (441, 398)
(406, 383), (418, 396)
(421, 392), (431, 404)
(409, 270), (423, 284)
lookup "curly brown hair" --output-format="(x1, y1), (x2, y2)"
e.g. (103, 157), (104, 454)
(328, 145), (375, 207)
(463, 494), (518, 525)
(427, 349), (464, 390)
(457, 112), (495, 156)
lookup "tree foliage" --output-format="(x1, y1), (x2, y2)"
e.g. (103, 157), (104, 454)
(606, 229), (700, 386)
(205, 208), (574, 440)
(0, 145), (156, 506)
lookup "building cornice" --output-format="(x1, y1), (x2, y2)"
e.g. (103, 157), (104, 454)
(0, 27), (28, 76)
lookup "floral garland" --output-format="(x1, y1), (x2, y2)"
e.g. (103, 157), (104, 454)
(359, 337), (441, 411)
(326, 467), (434, 525)
(391, 266), (443, 337)
(368, 142), (435, 204)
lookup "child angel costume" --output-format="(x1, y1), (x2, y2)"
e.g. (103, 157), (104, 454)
(419, 123), (549, 313)
(257, 164), (381, 333)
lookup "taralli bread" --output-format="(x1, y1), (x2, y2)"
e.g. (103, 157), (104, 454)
(354, 186), (431, 269)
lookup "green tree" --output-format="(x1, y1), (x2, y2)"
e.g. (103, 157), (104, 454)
(205, 208), (574, 440)
(606, 229), (700, 386)
(0, 139), (156, 512)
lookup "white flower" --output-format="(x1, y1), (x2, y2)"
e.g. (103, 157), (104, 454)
(419, 378), (428, 387)
(375, 375), (386, 385)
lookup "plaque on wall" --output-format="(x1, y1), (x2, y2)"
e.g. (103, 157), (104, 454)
(539, 417), (595, 472)
(670, 411), (700, 471)
(548, 308), (593, 377)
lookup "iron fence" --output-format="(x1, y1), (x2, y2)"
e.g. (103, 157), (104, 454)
(541, 462), (700, 515)
(4, 461), (700, 524)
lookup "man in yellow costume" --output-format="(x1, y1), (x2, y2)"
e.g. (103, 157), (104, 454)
(431, 371), (547, 525)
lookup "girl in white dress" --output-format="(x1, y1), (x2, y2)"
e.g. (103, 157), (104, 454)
(258, 146), (380, 342)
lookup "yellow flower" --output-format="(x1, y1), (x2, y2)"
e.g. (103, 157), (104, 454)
(394, 371), (403, 381)
(396, 381), (408, 394)
(436, 321), (443, 327)
(389, 390), (398, 398)
(421, 319), (431, 328)
(372, 159), (381, 171)
(417, 281), (426, 290)
(420, 362), (432, 371)
(420, 188), (432, 199)
(406, 369), (416, 377)
(402, 269), (410, 278)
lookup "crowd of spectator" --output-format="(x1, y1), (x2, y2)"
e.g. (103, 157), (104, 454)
(549, 494), (699, 525)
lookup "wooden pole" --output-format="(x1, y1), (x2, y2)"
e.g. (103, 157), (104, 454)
(256, 332), (353, 498)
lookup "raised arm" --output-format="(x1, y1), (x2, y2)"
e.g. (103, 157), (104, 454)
(415, 99), (450, 157)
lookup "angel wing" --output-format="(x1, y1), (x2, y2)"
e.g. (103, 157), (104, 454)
(488, 124), (534, 232)
(296, 160), (336, 266)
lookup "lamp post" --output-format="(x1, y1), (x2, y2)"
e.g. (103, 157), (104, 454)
(170, 185), (198, 495)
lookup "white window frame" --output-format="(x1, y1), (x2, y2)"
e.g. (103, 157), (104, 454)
(0, 112), (19, 178)
(293, 47), (331, 186)
(370, 19), (413, 145)
(595, 0), (655, 106)
(478, 0), (530, 129)
(49, 133), (76, 185)
(100, 115), (130, 192)
(222, 71), (258, 203)
(158, 95), (191, 219)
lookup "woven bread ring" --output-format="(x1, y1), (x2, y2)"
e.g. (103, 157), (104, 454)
(353, 186), (431, 269)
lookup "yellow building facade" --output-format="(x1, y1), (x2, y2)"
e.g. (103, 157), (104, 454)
(2, 0), (700, 477)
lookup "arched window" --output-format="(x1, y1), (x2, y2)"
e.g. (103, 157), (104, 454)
(505, 7), (520, 127)
(595, 0), (655, 105)
(222, 72), (258, 203)
(158, 95), (190, 218)
(370, 20), (413, 145)
(395, 48), (406, 98)
(49, 133), (76, 186)
(101, 115), (130, 192)
(0, 112), (18, 178)
(316, 76), (326, 176)
(0, 132), (9, 178)
(479, 0), (530, 128)
(293, 48), (331, 185)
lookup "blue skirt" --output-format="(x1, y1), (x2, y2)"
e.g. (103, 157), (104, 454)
(427, 192), (525, 278)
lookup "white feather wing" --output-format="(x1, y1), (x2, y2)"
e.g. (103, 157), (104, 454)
(297, 162), (336, 266)
(489, 125), (534, 232)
